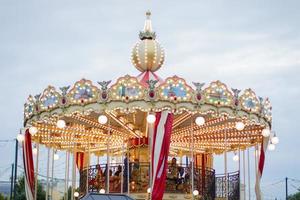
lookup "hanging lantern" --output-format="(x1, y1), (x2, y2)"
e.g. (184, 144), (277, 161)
(271, 136), (279, 145)
(235, 122), (245, 131)
(268, 143), (275, 151)
(147, 188), (151, 193)
(147, 114), (156, 124)
(98, 115), (108, 124)
(193, 190), (199, 196)
(54, 152), (59, 160)
(56, 120), (66, 129)
(74, 192), (79, 197)
(233, 152), (239, 162)
(262, 128), (271, 137)
(32, 146), (38, 155)
(29, 126), (38, 135)
(195, 116), (205, 126)
(99, 189), (105, 194)
(17, 134), (24, 142)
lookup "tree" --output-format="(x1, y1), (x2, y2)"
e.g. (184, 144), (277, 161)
(14, 175), (46, 200)
(288, 190), (300, 200)
(0, 193), (9, 200)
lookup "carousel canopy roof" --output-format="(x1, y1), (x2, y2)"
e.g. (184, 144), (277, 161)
(22, 12), (272, 155)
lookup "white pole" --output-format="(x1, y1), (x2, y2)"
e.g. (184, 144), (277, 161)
(64, 151), (69, 200)
(121, 143), (124, 194)
(247, 148), (251, 200)
(224, 133), (228, 200)
(72, 150), (76, 200)
(87, 139), (90, 194)
(106, 120), (110, 193)
(243, 150), (246, 199)
(149, 122), (153, 199)
(51, 149), (55, 199)
(190, 118), (194, 199)
(254, 144), (258, 200)
(45, 147), (50, 200)
(34, 143), (39, 200)
(127, 141), (130, 196)
(238, 147), (241, 200)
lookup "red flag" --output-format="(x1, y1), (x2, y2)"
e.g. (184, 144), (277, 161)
(255, 136), (270, 199)
(23, 129), (35, 200)
(151, 111), (173, 200)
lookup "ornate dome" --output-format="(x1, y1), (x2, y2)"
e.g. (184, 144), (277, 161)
(131, 11), (165, 72)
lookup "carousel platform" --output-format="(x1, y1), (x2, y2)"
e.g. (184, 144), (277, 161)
(80, 193), (134, 200)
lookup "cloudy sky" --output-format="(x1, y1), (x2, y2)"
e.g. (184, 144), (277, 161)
(1, 0), (300, 199)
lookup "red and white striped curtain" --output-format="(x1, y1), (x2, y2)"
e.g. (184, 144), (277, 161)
(23, 129), (35, 200)
(255, 136), (270, 200)
(150, 111), (173, 200)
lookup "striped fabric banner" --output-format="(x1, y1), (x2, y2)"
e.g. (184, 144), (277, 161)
(76, 152), (85, 171)
(150, 111), (173, 200)
(255, 136), (270, 200)
(23, 129), (35, 200)
(136, 71), (164, 87)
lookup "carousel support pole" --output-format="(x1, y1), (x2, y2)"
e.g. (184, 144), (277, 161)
(190, 118), (194, 199)
(86, 138), (90, 194)
(127, 138), (130, 195)
(71, 150), (76, 200)
(46, 147), (50, 200)
(51, 148), (55, 199)
(34, 143), (39, 200)
(106, 119), (111, 193)
(243, 150), (246, 199)
(247, 148), (251, 200)
(255, 144), (259, 200)
(224, 150), (228, 199)
(255, 144), (258, 177)
(121, 143), (124, 194)
(148, 121), (153, 200)
(224, 132), (228, 200)
(64, 151), (70, 200)
(238, 147), (241, 199)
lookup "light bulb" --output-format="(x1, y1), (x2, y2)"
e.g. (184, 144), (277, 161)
(147, 188), (151, 193)
(32, 147), (38, 155)
(29, 127), (38, 135)
(99, 188), (105, 194)
(233, 154), (239, 162)
(56, 120), (66, 129)
(268, 143), (275, 151)
(54, 153), (59, 160)
(235, 122), (245, 131)
(193, 190), (199, 196)
(74, 192), (79, 197)
(98, 115), (108, 124)
(147, 114), (156, 124)
(271, 136), (279, 145)
(195, 116), (205, 126)
(262, 128), (271, 137)
(17, 134), (24, 142)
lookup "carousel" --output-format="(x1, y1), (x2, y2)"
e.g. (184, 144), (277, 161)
(19, 12), (278, 200)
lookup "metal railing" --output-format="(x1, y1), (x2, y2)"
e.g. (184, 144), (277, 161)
(79, 162), (239, 200)
(215, 171), (240, 200)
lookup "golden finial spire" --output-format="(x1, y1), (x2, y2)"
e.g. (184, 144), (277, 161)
(139, 11), (156, 40)
(143, 11), (152, 32)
